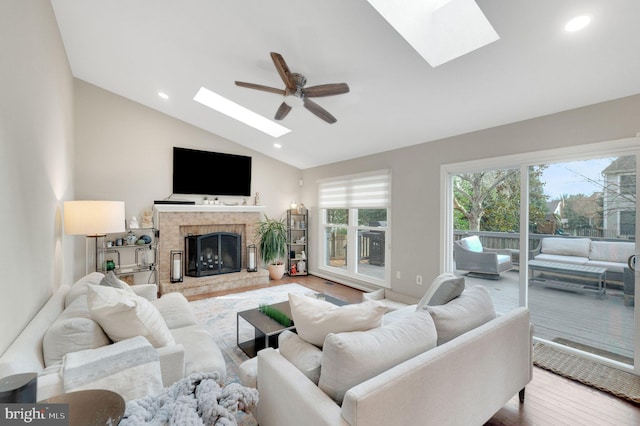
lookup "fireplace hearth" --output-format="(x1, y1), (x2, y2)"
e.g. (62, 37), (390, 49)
(185, 232), (241, 277)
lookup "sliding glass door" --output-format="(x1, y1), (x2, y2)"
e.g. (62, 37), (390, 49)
(443, 138), (639, 371)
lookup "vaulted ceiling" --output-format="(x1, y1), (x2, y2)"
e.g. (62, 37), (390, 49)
(51, 0), (640, 169)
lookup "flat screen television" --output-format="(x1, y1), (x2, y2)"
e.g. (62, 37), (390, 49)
(172, 147), (252, 196)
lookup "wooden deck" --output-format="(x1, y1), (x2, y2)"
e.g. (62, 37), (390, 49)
(461, 269), (635, 364)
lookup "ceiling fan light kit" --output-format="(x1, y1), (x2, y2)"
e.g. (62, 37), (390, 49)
(235, 52), (350, 124)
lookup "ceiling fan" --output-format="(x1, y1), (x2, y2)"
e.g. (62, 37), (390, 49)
(235, 52), (350, 124)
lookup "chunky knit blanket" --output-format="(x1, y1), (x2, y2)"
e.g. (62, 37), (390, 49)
(119, 372), (259, 426)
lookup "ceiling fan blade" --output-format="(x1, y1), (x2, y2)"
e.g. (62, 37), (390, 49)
(303, 98), (337, 124)
(235, 81), (286, 96)
(303, 83), (350, 98)
(275, 102), (292, 120)
(270, 52), (297, 92)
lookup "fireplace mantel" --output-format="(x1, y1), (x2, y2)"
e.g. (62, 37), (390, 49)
(153, 204), (265, 215)
(153, 204), (269, 296)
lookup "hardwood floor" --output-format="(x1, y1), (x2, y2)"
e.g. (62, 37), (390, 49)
(186, 275), (640, 425)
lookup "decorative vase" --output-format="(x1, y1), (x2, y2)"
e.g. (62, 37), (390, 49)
(268, 264), (285, 280)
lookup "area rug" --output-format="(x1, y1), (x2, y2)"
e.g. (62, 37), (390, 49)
(533, 342), (640, 405)
(190, 283), (311, 380)
(189, 284), (312, 425)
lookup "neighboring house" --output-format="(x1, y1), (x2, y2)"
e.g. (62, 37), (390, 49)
(602, 156), (637, 238)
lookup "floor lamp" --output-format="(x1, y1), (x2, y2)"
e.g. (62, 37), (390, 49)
(64, 201), (126, 274)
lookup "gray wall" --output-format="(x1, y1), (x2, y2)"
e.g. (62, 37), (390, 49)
(0, 0), (75, 354)
(302, 94), (640, 298)
(73, 80), (303, 280)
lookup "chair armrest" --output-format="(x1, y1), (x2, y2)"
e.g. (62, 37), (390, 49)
(156, 344), (186, 387)
(131, 284), (158, 300)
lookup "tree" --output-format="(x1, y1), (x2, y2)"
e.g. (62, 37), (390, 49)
(453, 166), (547, 232)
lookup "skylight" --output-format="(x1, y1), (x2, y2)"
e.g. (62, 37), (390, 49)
(366, 0), (499, 67)
(193, 87), (291, 138)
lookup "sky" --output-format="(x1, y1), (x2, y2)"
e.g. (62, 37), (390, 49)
(540, 158), (615, 200)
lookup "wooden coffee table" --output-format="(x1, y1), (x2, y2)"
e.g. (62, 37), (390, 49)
(237, 294), (348, 357)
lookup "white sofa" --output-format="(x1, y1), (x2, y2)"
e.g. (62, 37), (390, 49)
(0, 272), (226, 401)
(255, 289), (532, 426)
(534, 237), (635, 283)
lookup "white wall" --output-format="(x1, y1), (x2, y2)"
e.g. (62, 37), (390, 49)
(73, 80), (303, 280)
(303, 94), (640, 297)
(0, 0), (75, 354)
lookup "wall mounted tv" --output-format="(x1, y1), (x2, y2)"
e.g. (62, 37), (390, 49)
(172, 147), (252, 196)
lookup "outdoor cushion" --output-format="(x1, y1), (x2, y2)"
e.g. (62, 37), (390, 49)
(541, 237), (591, 257)
(425, 285), (496, 345)
(87, 284), (175, 348)
(534, 254), (589, 265)
(318, 310), (437, 404)
(288, 293), (386, 348)
(590, 241), (635, 263)
(585, 260), (626, 274)
(459, 236), (483, 253)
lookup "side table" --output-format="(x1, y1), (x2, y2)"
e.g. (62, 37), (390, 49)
(39, 389), (125, 426)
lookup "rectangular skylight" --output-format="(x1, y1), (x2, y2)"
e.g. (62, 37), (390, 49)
(367, 0), (499, 67)
(193, 87), (291, 138)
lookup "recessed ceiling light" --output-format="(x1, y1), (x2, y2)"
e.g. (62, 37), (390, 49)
(565, 15), (591, 32)
(273, 143), (282, 149)
(158, 92), (169, 100)
(193, 87), (291, 138)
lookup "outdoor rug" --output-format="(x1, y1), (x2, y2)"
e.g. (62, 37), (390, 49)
(189, 283), (312, 425)
(533, 342), (640, 405)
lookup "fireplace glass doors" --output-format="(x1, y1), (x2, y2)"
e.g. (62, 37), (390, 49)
(185, 232), (241, 277)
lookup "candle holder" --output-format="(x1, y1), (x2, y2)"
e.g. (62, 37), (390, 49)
(170, 250), (183, 282)
(247, 244), (258, 272)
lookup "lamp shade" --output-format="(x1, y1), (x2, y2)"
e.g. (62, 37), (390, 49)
(64, 201), (126, 236)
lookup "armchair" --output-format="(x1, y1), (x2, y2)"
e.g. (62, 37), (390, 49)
(454, 235), (513, 279)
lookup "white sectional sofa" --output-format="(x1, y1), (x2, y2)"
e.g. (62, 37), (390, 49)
(255, 287), (533, 426)
(534, 237), (635, 283)
(0, 272), (226, 401)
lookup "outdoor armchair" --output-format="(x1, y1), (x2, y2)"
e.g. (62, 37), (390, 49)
(454, 235), (513, 279)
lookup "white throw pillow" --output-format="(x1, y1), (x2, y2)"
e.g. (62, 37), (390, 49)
(288, 293), (386, 348)
(460, 236), (483, 252)
(43, 295), (111, 367)
(65, 272), (105, 307)
(318, 311), (437, 404)
(87, 284), (175, 348)
(425, 285), (496, 345)
(416, 273), (465, 308)
(278, 330), (323, 384)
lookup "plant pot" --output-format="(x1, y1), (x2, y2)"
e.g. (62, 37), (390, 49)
(268, 264), (285, 280)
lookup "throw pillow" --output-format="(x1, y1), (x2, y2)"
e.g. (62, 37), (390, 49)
(87, 284), (175, 348)
(416, 273), (465, 308)
(64, 272), (105, 307)
(425, 285), (496, 345)
(288, 293), (386, 348)
(43, 295), (111, 367)
(460, 235), (483, 252)
(278, 330), (323, 384)
(318, 311), (437, 404)
(100, 271), (136, 294)
(361, 288), (384, 302)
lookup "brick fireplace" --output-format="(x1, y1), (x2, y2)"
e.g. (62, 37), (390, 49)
(153, 205), (269, 296)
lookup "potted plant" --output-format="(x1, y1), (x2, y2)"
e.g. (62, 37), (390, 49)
(255, 215), (288, 280)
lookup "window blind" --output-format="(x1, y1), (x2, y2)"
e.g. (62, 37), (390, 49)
(318, 169), (391, 209)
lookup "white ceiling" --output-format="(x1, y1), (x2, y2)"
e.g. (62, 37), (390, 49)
(50, 0), (640, 169)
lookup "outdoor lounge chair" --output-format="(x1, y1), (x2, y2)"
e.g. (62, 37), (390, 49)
(454, 235), (513, 280)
